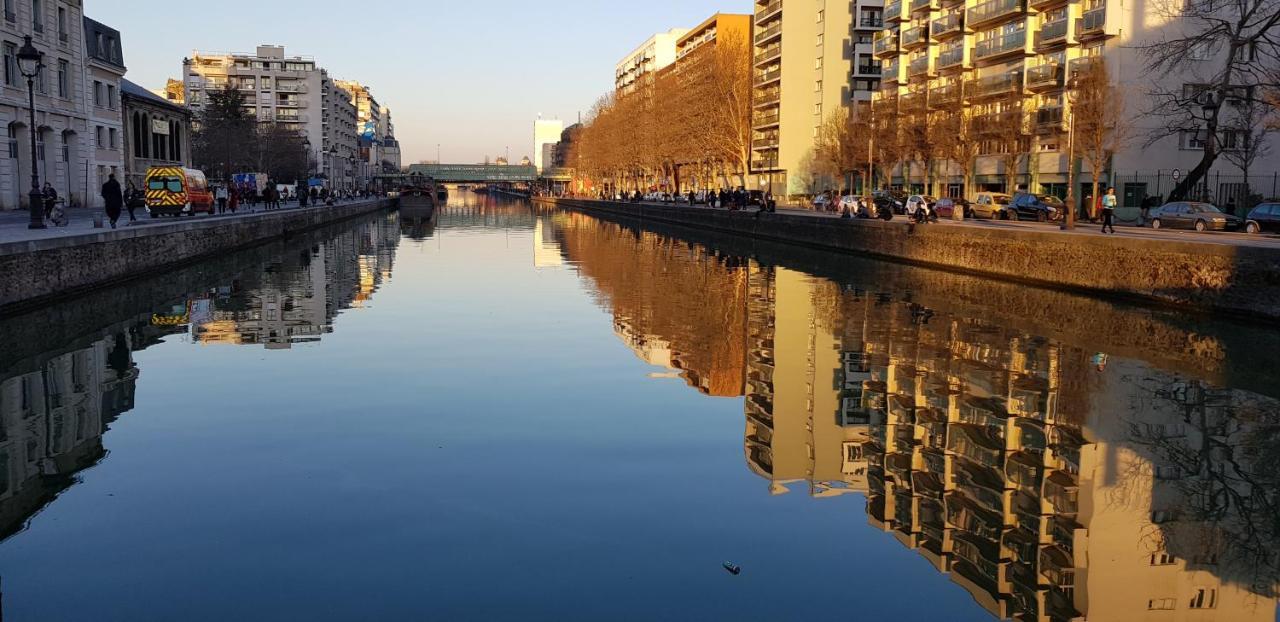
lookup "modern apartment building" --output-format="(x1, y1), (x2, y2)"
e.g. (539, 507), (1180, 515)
(334, 80), (387, 184)
(183, 45), (325, 171)
(873, 0), (1280, 208)
(674, 12), (752, 62)
(751, 0), (885, 197)
(533, 117), (563, 175)
(614, 28), (690, 93)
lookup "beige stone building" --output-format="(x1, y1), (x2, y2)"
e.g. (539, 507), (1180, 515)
(750, 0), (886, 197)
(873, 0), (1280, 209)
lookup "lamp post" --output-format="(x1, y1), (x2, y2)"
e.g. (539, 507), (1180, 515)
(1062, 76), (1079, 231)
(18, 36), (44, 230)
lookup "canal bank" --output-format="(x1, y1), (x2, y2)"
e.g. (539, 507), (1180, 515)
(537, 197), (1280, 321)
(0, 199), (393, 314)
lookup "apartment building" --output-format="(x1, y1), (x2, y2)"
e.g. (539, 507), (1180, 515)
(183, 45), (325, 170)
(381, 106), (401, 172)
(614, 28), (690, 93)
(675, 12), (752, 62)
(83, 17), (123, 208)
(873, 0), (1280, 208)
(321, 74), (358, 191)
(751, 0), (885, 197)
(334, 80), (385, 185)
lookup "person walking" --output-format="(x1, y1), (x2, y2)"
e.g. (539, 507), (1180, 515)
(125, 180), (142, 223)
(1101, 187), (1118, 234)
(101, 173), (124, 229)
(228, 188), (239, 214)
(1226, 196), (1238, 217)
(41, 183), (58, 220)
(215, 184), (228, 214)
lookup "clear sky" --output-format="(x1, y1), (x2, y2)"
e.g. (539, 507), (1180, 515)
(107, 0), (741, 165)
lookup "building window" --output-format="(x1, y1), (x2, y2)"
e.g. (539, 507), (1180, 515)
(56, 58), (67, 98)
(31, 0), (42, 32)
(56, 6), (65, 42)
(7, 123), (17, 159)
(1189, 588), (1217, 609)
(1150, 552), (1176, 566)
(109, 127), (117, 149)
(96, 125), (104, 148)
(2, 0), (12, 23)
(93, 80), (103, 106)
(3, 41), (15, 87)
(107, 84), (116, 109)
(1147, 598), (1176, 611)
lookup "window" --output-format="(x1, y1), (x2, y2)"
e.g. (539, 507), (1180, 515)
(1150, 552), (1176, 566)
(93, 80), (103, 106)
(1189, 588), (1217, 609)
(3, 41), (15, 87)
(109, 128), (117, 149)
(107, 85), (116, 109)
(1148, 598), (1176, 610)
(7, 123), (17, 158)
(31, 0), (42, 32)
(56, 6), (65, 42)
(2, 0), (12, 23)
(56, 59), (67, 98)
(95, 125), (104, 147)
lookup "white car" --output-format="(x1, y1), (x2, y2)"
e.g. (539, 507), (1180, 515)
(813, 195), (831, 210)
(839, 195), (861, 212)
(905, 195), (937, 217)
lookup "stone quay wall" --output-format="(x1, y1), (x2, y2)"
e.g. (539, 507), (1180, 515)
(536, 197), (1280, 321)
(0, 200), (392, 313)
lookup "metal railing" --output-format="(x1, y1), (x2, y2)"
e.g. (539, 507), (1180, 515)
(755, 43), (782, 65)
(755, 21), (783, 43)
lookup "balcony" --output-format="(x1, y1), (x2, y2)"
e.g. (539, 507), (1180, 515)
(902, 24), (930, 49)
(753, 133), (780, 149)
(901, 91), (926, 112)
(938, 45), (966, 70)
(755, 43), (782, 66)
(885, 0), (905, 22)
(974, 109), (1026, 134)
(754, 89), (781, 106)
(1037, 18), (1069, 48)
(855, 62), (881, 76)
(874, 32), (900, 58)
(909, 56), (933, 77)
(859, 17), (885, 29)
(883, 60), (902, 83)
(756, 67), (782, 86)
(932, 12), (965, 39)
(974, 29), (1028, 61)
(1031, 0), (1067, 8)
(910, 0), (937, 13)
(970, 71), (1023, 98)
(755, 21), (783, 44)
(753, 111), (780, 128)
(1035, 105), (1065, 132)
(752, 156), (779, 170)
(1026, 63), (1063, 90)
(930, 82), (962, 107)
(968, 0), (1025, 29)
(757, 0), (782, 22)
(1077, 6), (1107, 39)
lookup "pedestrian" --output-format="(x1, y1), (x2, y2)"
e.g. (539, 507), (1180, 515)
(1139, 193), (1152, 227)
(1226, 196), (1237, 217)
(1101, 187), (1118, 234)
(101, 173), (123, 229)
(229, 188), (239, 214)
(125, 180), (142, 223)
(215, 184), (228, 214)
(42, 182), (57, 220)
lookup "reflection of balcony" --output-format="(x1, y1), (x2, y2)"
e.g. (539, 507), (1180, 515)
(1044, 471), (1079, 515)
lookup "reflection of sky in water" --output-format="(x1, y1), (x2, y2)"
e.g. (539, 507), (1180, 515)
(0, 195), (1277, 621)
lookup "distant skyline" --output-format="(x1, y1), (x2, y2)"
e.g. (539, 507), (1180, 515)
(108, 0), (742, 165)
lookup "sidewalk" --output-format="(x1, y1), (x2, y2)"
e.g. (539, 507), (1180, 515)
(591, 198), (1280, 251)
(0, 198), (374, 245)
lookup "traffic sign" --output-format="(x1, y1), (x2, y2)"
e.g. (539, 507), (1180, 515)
(1172, 169), (1182, 182)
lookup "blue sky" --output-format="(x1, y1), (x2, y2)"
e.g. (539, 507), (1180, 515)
(107, 0), (741, 164)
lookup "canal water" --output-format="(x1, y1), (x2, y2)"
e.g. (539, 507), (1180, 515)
(2, 194), (1279, 621)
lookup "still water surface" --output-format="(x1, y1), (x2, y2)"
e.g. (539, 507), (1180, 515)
(1, 195), (1279, 621)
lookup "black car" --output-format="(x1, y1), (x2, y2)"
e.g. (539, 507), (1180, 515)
(1150, 202), (1242, 232)
(1244, 202), (1280, 234)
(1009, 192), (1061, 222)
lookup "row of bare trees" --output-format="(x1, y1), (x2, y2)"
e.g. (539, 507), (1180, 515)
(193, 85), (313, 183)
(564, 34), (752, 194)
(814, 58), (1128, 216)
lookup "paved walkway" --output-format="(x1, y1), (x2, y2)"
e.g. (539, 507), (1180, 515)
(585, 198), (1280, 250)
(0, 198), (378, 245)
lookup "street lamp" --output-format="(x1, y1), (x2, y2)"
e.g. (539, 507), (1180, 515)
(1061, 76), (1080, 231)
(18, 36), (44, 230)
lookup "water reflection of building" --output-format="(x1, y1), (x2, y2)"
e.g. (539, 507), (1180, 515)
(0, 334), (138, 538)
(739, 263), (1280, 621)
(191, 218), (399, 348)
(533, 218), (563, 269)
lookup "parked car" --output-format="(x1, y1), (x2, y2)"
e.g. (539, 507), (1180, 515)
(1244, 202), (1280, 234)
(904, 195), (937, 218)
(839, 195), (860, 213)
(812, 194), (832, 211)
(1009, 192), (1061, 222)
(972, 192), (1015, 220)
(1150, 202), (1242, 232)
(872, 190), (906, 214)
(747, 190), (766, 206)
(933, 197), (966, 219)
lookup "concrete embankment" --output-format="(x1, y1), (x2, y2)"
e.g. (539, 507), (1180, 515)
(537, 197), (1280, 321)
(0, 199), (392, 314)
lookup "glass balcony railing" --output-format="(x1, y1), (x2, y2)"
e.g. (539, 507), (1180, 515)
(885, 0), (904, 21)
(1026, 62), (1063, 89)
(874, 33), (899, 56)
(909, 56), (932, 76)
(1036, 105), (1065, 130)
(974, 29), (1027, 60)
(1038, 18), (1068, 44)
(902, 24), (928, 47)
(971, 71), (1023, 97)
(1079, 6), (1106, 35)
(938, 45), (965, 68)
(932, 12), (964, 38)
(911, 0), (936, 12)
(968, 0), (1024, 27)
(755, 21), (783, 43)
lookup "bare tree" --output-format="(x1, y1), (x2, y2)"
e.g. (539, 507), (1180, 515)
(1221, 91), (1275, 204)
(932, 102), (983, 214)
(814, 106), (869, 192)
(1140, 0), (1280, 201)
(985, 95), (1029, 196)
(1071, 58), (1131, 220)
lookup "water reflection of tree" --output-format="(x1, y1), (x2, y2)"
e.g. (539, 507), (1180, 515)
(1121, 374), (1280, 596)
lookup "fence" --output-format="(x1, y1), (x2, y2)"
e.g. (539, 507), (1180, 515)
(1108, 170), (1280, 211)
